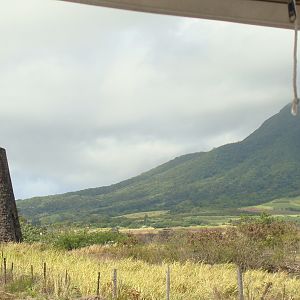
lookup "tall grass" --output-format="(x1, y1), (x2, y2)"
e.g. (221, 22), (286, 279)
(0, 243), (299, 299)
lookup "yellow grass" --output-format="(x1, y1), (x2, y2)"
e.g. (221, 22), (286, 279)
(1, 243), (299, 299)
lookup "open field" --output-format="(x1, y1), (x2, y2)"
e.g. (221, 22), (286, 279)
(240, 196), (300, 225)
(241, 196), (300, 214)
(11, 215), (300, 299)
(0, 243), (300, 300)
(117, 211), (240, 228)
(120, 211), (169, 219)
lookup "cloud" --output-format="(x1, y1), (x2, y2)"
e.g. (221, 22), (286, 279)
(0, 0), (293, 198)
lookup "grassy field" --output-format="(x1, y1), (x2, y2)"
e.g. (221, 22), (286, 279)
(0, 243), (300, 300)
(121, 211), (169, 219)
(118, 210), (239, 228)
(240, 196), (300, 225)
(107, 196), (300, 228)
(241, 196), (300, 214)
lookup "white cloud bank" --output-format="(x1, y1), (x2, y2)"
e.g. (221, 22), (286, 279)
(0, 0), (294, 198)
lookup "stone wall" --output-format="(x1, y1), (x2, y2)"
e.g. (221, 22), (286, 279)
(0, 147), (22, 242)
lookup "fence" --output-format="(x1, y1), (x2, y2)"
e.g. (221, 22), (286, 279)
(0, 254), (247, 300)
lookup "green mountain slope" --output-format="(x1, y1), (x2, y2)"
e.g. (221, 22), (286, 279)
(17, 104), (300, 225)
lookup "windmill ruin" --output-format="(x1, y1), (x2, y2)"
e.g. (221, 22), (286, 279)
(0, 148), (22, 242)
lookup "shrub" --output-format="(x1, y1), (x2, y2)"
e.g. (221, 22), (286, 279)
(235, 214), (300, 270)
(52, 231), (129, 250)
(184, 215), (300, 271)
(20, 217), (46, 243)
(101, 215), (300, 272)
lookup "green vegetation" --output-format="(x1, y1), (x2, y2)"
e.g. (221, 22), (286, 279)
(240, 195), (300, 225)
(94, 215), (300, 272)
(5, 276), (35, 295)
(16, 105), (300, 227)
(242, 195), (300, 214)
(121, 210), (168, 219)
(1, 216), (299, 299)
(21, 220), (129, 250)
(51, 231), (129, 250)
(20, 215), (300, 273)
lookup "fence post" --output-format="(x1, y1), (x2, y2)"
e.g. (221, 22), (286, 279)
(11, 262), (13, 281)
(43, 262), (47, 288)
(65, 269), (68, 285)
(31, 265), (34, 281)
(112, 269), (117, 299)
(166, 266), (170, 300)
(96, 272), (100, 297)
(3, 257), (7, 284)
(237, 265), (244, 300)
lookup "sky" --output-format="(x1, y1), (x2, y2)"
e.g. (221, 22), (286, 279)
(0, 0), (295, 199)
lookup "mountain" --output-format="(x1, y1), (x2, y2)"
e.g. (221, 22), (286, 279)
(17, 104), (300, 226)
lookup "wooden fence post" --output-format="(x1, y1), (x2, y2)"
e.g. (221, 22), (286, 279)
(31, 265), (34, 281)
(237, 265), (244, 300)
(3, 258), (6, 284)
(96, 272), (100, 297)
(43, 262), (47, 288)
(166, 266), (170, 300)
(112, 269), (117, 299)
(65, 269), (68, 285)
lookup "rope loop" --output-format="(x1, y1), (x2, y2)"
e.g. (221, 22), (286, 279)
(290, 0), (299, 116)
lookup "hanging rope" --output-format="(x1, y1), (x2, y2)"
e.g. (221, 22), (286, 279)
(292, 17), (299, 115)
(289, 0), (299, 116)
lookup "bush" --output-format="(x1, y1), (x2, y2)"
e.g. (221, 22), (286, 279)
(100, 215), (300, 272)
(183, 215), (300, 271)
(234, 214), (300, 270)
(20, 217), (46, 243)
(52, 231), (129, 250)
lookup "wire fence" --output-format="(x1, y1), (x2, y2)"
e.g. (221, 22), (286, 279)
(0, 253), (248, 300)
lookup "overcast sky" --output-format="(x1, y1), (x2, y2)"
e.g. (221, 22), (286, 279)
(0, 0), (294, 199)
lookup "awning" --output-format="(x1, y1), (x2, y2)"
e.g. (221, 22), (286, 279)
(59, 0), (300, 29)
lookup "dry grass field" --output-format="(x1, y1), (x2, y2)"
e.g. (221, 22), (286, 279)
(0, 243), (299, 300)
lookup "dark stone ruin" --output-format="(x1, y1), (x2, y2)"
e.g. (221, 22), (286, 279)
(0, 147), (22, 242)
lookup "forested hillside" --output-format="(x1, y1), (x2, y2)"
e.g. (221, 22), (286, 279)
(17, 105), (300, 226)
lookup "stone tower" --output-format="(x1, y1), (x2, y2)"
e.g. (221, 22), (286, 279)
(0, 147), (22, 242)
